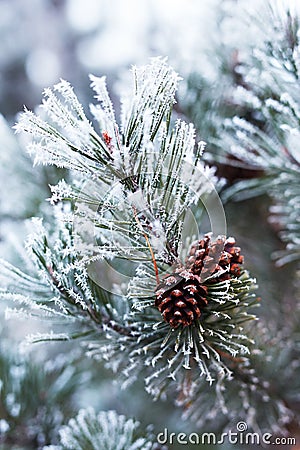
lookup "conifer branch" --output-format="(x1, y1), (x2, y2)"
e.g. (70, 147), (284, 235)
(2, 58), (260, 432)
(44, 408), (163, 450)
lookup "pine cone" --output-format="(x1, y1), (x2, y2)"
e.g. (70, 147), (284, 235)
(186, 234), (244, 280)
(155, 271), (208, 329)
(155, 234), (244, 329)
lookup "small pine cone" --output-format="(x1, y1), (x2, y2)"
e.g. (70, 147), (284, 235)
(155, 272), (208, 329)
(186, 233), (244, 280)
(186, 234), (225, 278)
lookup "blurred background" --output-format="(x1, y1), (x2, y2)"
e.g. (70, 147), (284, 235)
(1, 0), (271, 120)
(0, 0), (299, 449)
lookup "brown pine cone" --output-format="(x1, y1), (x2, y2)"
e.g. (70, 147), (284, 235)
(186, 234), (244, 280)
(186, 234), (225, 279)
(155, 271), (208, 329)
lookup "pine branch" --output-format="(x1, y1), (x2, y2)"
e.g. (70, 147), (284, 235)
(176, 5), (300, 435)
(87, 239), (259, 396)
(179, 322), (300, 437)
(0, 215), (131, 344)
(182, 4), (300, 267)
(0, 345), (85, 449)
(43, 408), (164, 450)
(2, 59), (261, 433)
